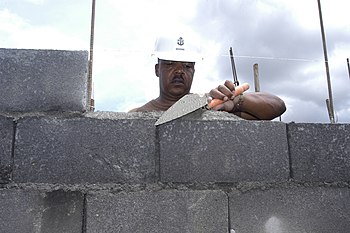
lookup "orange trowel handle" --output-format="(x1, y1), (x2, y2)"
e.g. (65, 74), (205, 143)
(207, 83), (249, 109)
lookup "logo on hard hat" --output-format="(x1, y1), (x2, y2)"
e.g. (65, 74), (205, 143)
(177, 37), (184, 46)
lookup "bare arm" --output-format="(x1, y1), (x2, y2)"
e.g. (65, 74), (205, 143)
(209, 80), (286, 120)
(231, 92), (286, 120)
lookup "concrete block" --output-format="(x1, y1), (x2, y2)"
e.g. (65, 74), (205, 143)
(159, 112), (289, 182)
(229, 186), (350, 233)
(0, 48), (88, 112)
(13, 112), (156, 184)
(288, 123), (350, 182)
(0, 189), (84, 233)
(86, 190), (228, 233)
(0, 116), (14, 183)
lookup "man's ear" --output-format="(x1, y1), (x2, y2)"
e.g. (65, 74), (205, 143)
(155, 63), (160, 77)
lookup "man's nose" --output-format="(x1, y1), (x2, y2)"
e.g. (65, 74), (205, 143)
(174, 62), (185, 74)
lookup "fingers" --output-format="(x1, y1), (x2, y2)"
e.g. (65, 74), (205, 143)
(208, 81), (249, 113)
(209, 88), (227, 101)
(224, 80), (235, 91)
(210, 99), (235, 112)
(218, 84), (234, 100)
(209, 80), (235, 101)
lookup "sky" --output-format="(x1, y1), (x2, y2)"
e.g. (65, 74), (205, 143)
(1, 0), (349, 123)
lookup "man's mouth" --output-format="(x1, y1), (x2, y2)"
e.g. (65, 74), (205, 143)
(171, 75), (185, 84)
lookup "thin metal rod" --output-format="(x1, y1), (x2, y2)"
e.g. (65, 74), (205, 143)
(253, 63), (260, 92)
(229, 47), (239, 86)
(347, 58), (350, 80)
(317, 0), (335, 123)
(88, 0), (96, 111)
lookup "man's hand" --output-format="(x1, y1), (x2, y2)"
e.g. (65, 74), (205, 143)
(208, 80), (249, 112)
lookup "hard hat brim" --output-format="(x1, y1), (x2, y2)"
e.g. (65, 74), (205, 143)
(154, 51), (201, 63)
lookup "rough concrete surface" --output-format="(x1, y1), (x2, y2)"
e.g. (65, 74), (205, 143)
(159, 117), (289, 183)
(86, 190), (228, 233)
(0, 48), (88, 112)
(229, 186), (350, 233)
(0, 116), (14, 183)
(13, 113), (156, 184)
(0, 189), (84, 233)
(288, 123), (350, 182)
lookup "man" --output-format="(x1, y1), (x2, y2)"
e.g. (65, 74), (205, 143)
(129, 35), (286, 120)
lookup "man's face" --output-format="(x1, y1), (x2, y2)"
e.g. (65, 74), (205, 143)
(156, 59), (195, 99)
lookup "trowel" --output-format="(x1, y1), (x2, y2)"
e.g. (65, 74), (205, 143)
(154, 93), (209, 126)
(154, 83), (248, 126)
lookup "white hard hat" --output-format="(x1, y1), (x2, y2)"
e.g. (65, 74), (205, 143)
(152, 34), (202, 62)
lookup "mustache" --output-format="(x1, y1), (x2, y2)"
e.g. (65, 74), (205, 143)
(171, 74), (185, 83)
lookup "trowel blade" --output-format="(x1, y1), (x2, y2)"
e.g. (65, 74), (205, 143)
(155, 94), (207, 126)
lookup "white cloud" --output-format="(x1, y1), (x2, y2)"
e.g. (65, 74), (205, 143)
(23, 0), (45, 5)
(0, 9), (28, 43)
(0, 8), (87, 50)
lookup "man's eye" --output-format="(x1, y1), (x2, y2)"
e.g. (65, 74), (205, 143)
(185, 64), (194, 69)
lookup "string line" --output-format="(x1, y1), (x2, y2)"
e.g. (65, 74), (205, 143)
(93, 48), (347, 63)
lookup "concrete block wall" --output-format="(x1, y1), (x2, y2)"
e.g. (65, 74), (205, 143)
(1, 48), (350, 233)
(0, 48), (88, 112)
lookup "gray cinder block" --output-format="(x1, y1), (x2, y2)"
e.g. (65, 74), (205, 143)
(229, 186), (350, 233)
(0, 189), (84, 233)
(288, 123), (350, 182)
(0, 48), (88, 112)
(0, 116), (14, 183)
(13, 112), (156, 184)
(86, 190), (228, 233)
(158, 113), (289, 183)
